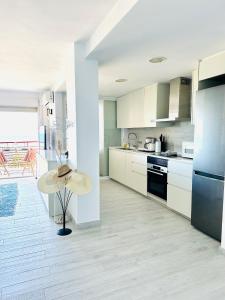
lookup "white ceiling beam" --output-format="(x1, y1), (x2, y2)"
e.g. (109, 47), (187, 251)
(86, 0), (139, 57)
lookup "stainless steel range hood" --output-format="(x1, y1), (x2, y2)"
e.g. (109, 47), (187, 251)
(156, 77), (191, 122)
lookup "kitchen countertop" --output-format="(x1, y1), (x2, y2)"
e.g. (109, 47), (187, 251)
(109, 146), (193, 164)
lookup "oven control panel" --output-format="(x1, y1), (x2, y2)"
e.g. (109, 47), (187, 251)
(147, 156), (168, 167)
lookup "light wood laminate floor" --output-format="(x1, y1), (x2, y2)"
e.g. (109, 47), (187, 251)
(0, 178), (225, 300)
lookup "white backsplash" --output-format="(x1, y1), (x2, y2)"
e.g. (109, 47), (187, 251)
(122, 121), (194, 154)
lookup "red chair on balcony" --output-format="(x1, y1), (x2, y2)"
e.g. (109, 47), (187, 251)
(0, 151), (9, 176)
(22, 148), (36, 177)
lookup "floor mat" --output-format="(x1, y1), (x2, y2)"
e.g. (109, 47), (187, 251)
(0, 183), (18, 217)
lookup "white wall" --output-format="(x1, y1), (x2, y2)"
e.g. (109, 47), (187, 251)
(53, 92), (67, 151)
(65, 47), (77, 169)
(0, 89), (39, 109)
(124, 121), (194, 154)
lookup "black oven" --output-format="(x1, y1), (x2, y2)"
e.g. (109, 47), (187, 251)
(147, 156), (168, 201)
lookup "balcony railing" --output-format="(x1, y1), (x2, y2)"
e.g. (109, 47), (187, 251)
(0, 141), (39, 178)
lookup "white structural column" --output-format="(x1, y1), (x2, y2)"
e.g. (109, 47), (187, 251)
(66, 42), (100, 225)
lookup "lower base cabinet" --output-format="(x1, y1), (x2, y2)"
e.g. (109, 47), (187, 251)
(109, 149), (193, 218)
(109, 149), (127, 185)
(109, 149), (147, 196)
(167, 184), (192, 218)
(131, 170), (147, 195)
(167, 160), (193, 219)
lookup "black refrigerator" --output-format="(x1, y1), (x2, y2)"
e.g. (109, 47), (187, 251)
(192, 75), (225, 241)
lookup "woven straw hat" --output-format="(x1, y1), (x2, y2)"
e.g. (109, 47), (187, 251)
(57, 164), (72, 177)
(37, 164), (91, 195)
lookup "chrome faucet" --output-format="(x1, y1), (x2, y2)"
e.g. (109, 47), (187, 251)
(128, 132), (138, 149)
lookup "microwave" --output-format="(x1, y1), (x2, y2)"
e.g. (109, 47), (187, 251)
(182, 142), (194, 159)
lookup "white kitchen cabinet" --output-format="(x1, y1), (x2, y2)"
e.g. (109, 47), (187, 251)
(117, 88), (144, 128)
(168, 160), (193, 178)
(143, 84), (158, 127)
(117, 94), (131, 129)
(130, 88), (145, 128)
(109, 149), (193, 216)
(199, 51), (225, 81)
(192, 52), (225, 124)
(168, 173), (192, 191)
(109, 149), (127, 185)
(117, 83), (169, 128)
(167, 185), (192, 218)
(167, 160), (193, 218)
(109, 149), (147, 196)
(125, 153), (134, 188)
(127, 153), (147, 195)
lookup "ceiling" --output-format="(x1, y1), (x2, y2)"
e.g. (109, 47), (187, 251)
(94, 0), (225, 97)
(0, 0), (117, 91)
(1, 0), (225, 97)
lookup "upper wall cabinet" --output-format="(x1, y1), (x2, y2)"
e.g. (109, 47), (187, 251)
(117, 83), (169, 128)
(117, 92), (132, 128)
(199, 52), (225, 80)
(191, 52), (225, 125)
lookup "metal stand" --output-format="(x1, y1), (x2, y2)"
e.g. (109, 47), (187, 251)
(57, 228), (72, 236)
(56, 188), (73, 236)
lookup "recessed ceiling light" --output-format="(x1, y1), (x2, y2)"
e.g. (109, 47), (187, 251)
(115, 78), (127, 83)
(149, 56), (167, 63)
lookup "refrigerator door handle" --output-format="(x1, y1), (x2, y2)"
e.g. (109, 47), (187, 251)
(194, 170), (225, 182)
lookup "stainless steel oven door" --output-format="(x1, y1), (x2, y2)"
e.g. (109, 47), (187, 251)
(147, 168), (167, 200)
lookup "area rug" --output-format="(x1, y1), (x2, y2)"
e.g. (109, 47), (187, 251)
(0, 183), (18, 217)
